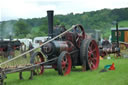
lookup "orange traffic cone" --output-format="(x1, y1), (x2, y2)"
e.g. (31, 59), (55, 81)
(109, 63), (115, 70)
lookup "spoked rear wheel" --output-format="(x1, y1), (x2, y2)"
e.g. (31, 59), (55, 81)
(30, 52), (44, 75)
(57, 51), (72, 76)
(85, 39), (99, 70)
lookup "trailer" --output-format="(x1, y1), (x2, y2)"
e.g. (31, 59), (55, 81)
(111, 27), (128, 50)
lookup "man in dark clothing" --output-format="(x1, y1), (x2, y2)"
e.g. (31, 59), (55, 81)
(28, 42), (34, 57)
(7, 43), (13, 60)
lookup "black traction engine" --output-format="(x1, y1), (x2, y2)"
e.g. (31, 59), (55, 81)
(30, 10), (100, 76)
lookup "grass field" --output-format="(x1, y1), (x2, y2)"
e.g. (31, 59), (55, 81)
(119, 20), (128, 27)
(4, 58), (128, 85)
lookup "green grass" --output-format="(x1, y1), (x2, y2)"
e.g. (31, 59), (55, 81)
(119, 20), (128, 27)
(4, 58), (128, 85)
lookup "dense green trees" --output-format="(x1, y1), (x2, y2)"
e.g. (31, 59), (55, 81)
(0, 8), (128, 39)
(14, 19), (30, 38)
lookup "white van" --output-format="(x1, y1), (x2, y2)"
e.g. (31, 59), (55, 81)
(33, 36), (48, 48)
(18, 38), (32, 48)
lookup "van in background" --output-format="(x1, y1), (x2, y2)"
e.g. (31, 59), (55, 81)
(18, 38), (32, 49)
(33, 36), (48, 48)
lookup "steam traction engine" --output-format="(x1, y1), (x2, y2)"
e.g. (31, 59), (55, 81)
(99, 21), (121, 58)
(0, 39), (21, 58)
(31, 11), (100, 76)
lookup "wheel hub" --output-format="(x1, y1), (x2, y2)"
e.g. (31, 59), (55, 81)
(91, 53), (94, 58)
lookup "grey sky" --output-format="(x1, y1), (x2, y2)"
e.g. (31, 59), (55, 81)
(0, 0), (128, 21)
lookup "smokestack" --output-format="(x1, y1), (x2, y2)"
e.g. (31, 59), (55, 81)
(9, 35), (12, 41)
(47, 10), (54, 38)
(116, 21), (119, 47)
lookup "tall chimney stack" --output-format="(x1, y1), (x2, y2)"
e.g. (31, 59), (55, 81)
(47, 10), (54, 38)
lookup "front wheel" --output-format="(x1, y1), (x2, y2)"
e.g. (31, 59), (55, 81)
(57, 51), (72, 76)
(30, 52), (45, 75)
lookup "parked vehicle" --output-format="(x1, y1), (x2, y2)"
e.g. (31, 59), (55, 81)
(33, 36), (48, 48)
(18, 38), (32, 49)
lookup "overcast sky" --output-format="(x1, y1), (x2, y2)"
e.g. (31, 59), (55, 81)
(0, 0), (128, 21)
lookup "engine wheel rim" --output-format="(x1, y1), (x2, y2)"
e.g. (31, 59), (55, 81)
(34, 54), (44, 75)
(62, 54), (71, 75)
(87, 40), (99, 70)
(58, 51), (72, 76)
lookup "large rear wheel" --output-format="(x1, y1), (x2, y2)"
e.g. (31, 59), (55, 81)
(83, 39), (99, 70)
(57, 51), (72, 76)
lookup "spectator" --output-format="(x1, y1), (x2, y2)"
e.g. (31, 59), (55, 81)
(7, 43), (13, 60)
(28, 42), (34, 57)
(21, 42), (26, 58)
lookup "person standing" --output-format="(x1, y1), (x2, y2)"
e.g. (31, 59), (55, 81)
(21, 42), (26, 58)
(28, 42), (34, 57)
(7, 43), (13, 60)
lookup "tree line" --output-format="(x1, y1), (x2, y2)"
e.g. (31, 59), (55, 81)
(0, 7), (128, 39)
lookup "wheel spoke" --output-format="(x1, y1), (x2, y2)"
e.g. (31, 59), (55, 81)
(88, 51), (92, 57)
(91, 62), (95, 69)
(92, 48), (96, 53)
(92, 58), (96, 64)
(62, 61), (66, 68)
(88, 46), (91, 51)
(76, 36), (79, 42)
(90, 43), (93, 49)
(93, 57), (97, 61)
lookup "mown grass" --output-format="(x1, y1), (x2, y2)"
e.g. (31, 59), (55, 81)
(4, 58), (128, 85)
(119, 20), (128, 27)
